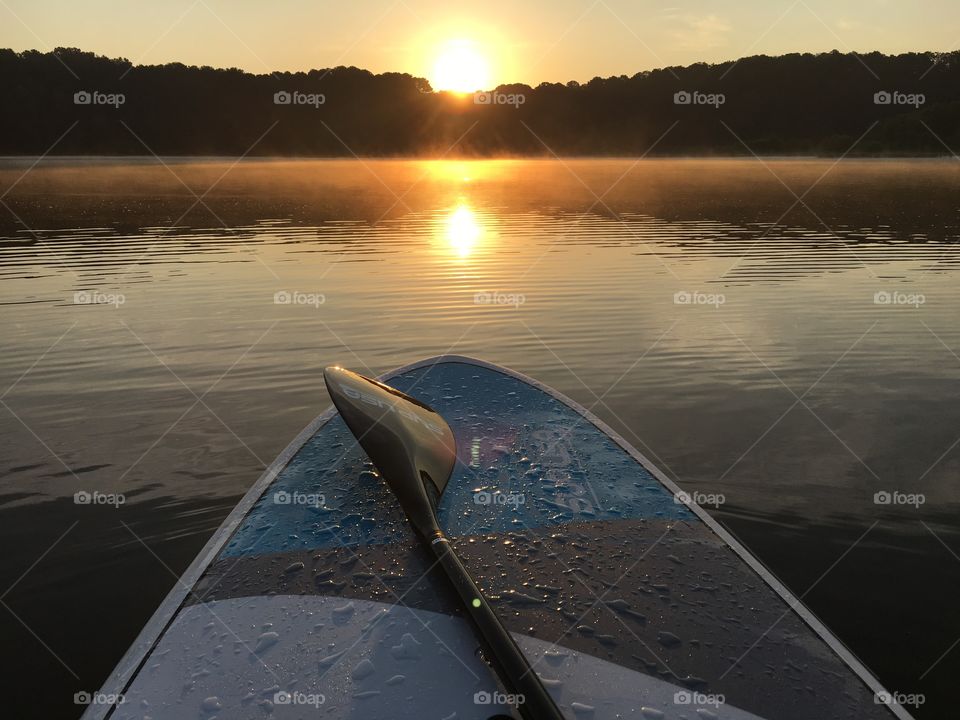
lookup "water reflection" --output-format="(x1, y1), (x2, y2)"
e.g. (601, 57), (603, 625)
(421, 159), (504, 184)
(3, 158), (960, 719)
(442, 201), (485, 259)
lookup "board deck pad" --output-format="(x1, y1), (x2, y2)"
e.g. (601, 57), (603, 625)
(91, 358), (904, 720)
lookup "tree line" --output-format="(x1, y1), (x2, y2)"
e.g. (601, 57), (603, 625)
(0, 47), (958, 156)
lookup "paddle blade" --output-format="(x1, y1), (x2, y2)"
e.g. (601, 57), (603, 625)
(323, 366), (457, 539)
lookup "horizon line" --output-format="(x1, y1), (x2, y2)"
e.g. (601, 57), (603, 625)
(3, 45), (955, 89)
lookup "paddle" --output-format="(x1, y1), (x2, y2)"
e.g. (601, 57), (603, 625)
(324, 366), (566, 720)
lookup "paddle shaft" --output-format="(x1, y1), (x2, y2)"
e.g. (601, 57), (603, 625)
(430, 536), (566, 720)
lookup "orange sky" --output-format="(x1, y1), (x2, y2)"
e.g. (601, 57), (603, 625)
(1, 0), (957, 86)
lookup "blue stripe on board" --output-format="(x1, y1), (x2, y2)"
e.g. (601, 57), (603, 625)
(221, 362), (693, 558)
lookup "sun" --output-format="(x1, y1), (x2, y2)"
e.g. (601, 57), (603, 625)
(431, 40), (491, 93)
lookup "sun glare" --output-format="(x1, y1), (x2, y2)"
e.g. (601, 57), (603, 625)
(431, 40), (491, 93)
(445, 203), (483, 258)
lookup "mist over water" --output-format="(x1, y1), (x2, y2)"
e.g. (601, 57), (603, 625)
(1, 157), (958, 718)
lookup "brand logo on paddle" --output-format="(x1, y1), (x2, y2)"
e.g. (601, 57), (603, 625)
(335, 381), (447, 435)
(873, 490), (924, 508)
(674, 490), (725, 508)
(474, 690), (525, 706)
(674, 690), (725, 707)
(274, 690), (326, 707)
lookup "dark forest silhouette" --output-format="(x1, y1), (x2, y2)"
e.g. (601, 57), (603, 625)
(1, 47), (959, 156)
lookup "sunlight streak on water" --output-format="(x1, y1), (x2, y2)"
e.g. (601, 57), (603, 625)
(442, 202), (485, 258)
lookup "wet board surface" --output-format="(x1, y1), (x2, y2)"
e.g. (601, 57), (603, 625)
(85, 356), (909, 720)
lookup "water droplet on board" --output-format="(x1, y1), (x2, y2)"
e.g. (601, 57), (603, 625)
(544, 649), (569, 666)
(318, 650), (345, 668)
(542, 677), (565, 692)
(352, 659), (376, 681)
(603, 598), (647, 624)
(332, 602), (355, 621)
(501, 589), (546, 606)
(352, 690), (381, 699)
(390, 633), (422, 660)
(254, 632), (279, 654)
(657, 631), (682, 648)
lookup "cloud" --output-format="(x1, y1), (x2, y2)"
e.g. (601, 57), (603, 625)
(836, 17), (861, 32)
(665, 13), (733, 51)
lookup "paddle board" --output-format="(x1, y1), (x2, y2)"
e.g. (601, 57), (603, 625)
(82, 355), (910, 720)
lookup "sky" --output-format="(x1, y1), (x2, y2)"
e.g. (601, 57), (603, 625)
(1, 0), (957, 87)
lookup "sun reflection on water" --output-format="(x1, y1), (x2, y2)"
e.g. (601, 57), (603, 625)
(444, 202), (484, 258)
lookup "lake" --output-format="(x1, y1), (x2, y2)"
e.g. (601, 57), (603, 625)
(1, 157), (957, 718)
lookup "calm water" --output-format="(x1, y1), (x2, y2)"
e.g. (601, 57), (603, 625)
(1, 158), (958, 718)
